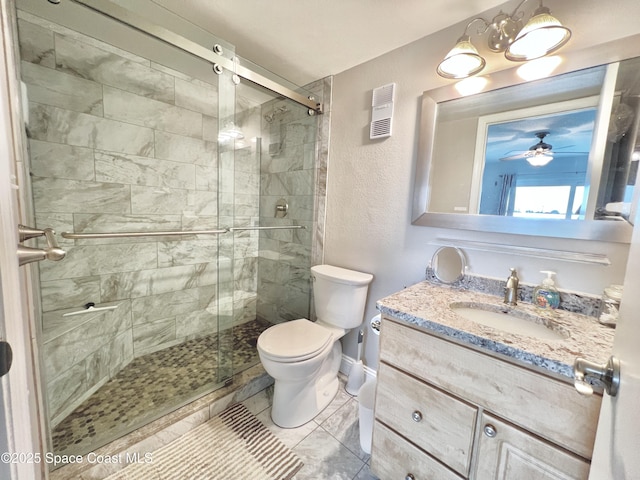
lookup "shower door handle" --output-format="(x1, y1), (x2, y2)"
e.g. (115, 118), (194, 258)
(17, 225), (66, 266)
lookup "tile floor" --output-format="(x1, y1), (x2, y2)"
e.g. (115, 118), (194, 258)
(242, 377), (379, 480)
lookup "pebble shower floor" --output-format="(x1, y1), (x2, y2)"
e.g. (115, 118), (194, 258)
(51, 318), (272, 457)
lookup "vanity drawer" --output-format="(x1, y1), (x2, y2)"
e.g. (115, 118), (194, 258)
(380, 317), (601, 459)
(371, 421), (463, 480)
(376, 362), (477, 476)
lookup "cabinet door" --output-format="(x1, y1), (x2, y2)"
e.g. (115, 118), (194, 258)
(473, 413), (590, 480)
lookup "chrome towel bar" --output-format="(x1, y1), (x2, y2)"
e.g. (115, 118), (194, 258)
(61, 225), (305, 239)
(228, 225), (306, 232)
(61, 229), (228, 239)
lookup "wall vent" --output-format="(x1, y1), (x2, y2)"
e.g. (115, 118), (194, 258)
(370, 83), (395, 139)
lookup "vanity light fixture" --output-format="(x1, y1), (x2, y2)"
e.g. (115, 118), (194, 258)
(505, 3), (571, 61)
(436, 0), (571, 80)
(436, 35), (486, 79)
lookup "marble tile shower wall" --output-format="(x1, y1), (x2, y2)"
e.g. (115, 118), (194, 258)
(16, 11), (261, 426)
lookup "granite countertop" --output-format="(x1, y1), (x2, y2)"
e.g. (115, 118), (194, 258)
(376, 281), (615, 381)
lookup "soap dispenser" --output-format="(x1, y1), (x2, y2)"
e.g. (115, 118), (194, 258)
(533, 271), (560, 309)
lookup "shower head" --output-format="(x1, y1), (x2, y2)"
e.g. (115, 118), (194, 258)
(263, 105), (290, 123)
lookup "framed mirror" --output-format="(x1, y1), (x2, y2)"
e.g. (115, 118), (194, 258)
(413, 39), (640, 243)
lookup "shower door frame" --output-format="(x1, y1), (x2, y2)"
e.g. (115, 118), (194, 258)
(0, 1), (48, 477)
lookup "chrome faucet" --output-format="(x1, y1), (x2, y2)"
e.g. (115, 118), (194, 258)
(504, 268), (519, 305)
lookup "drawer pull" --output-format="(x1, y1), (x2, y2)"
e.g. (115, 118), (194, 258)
(405, 474), (415, 480)
(411, 410), (423, 422)
(483, 424), (497, 438)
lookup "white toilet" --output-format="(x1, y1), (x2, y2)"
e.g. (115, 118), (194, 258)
(257, 264), (373, 428)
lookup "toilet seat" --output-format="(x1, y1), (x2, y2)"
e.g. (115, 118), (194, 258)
(257, 319), (334, 363)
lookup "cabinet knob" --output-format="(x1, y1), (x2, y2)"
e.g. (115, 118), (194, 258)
(411, 411), (423, 422)
(405, 474), (415, 480)
(483, 424), (497, 438)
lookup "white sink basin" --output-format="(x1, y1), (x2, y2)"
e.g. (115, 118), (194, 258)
(450, 302), (569, 341)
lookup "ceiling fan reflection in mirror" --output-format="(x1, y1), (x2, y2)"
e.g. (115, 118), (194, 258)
(499, 131), (583, 167)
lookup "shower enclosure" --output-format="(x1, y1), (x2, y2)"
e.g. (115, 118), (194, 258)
(14, 0), (327, 460)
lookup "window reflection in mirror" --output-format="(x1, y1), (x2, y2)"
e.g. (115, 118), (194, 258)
(476, 104), (597, 219)
(511, 185), (585, 220)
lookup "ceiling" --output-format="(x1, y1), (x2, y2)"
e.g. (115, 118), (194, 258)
(152, 0), (510, 86)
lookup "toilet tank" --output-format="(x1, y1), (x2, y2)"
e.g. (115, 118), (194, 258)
(311, 265), (373, 329)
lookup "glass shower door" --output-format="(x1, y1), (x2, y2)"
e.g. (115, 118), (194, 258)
(222, 82), (319, 373)
(255, 97), (318, 327)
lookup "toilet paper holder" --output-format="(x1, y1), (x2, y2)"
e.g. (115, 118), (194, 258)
(371, 315), (381, 334)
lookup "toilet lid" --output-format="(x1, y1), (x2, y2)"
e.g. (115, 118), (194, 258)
(258, 319), (333, 362)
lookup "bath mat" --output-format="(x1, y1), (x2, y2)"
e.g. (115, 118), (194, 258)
(105, 403), (303, 480)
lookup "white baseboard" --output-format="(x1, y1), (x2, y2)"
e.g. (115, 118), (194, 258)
(340, 354), (377, 382)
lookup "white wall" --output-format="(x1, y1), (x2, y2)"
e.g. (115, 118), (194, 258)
(326, 0), (640, 368)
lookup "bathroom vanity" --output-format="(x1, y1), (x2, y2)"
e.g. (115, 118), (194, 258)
(371, 281), (614, 480)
